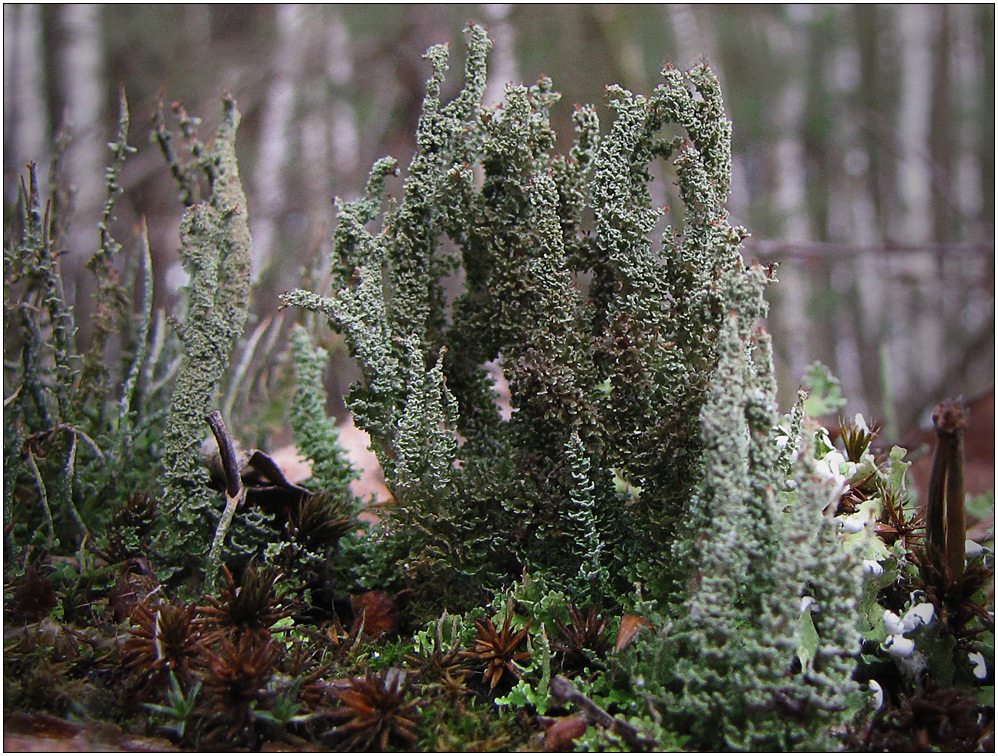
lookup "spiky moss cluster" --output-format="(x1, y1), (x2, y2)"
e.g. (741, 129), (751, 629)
(162, 95), (252, 561)
(283, 25), (766, 606)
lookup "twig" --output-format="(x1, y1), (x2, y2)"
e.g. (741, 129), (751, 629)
(115, 218), (154, 460)
(60, 433), (90, 541)
(549, 675), (657, 751)
(153, 94), (197, 207)
(205, 410), (245, 584)
(221, 314), (274, 422)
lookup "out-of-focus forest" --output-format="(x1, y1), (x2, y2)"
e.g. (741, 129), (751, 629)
(4, 3), (994, 444)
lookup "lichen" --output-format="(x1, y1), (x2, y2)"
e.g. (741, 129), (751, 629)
(283, 27), (788, 605)
(288, 325), (356, 496)
(161, 94), (252, 560)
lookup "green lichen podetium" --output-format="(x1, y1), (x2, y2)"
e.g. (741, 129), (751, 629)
(284, 26), (778, 604)
(161, 95), (252, 559)
(3, 91), (150, 550)
(668, 313), (863, 751)
(288, 325), (356, 496)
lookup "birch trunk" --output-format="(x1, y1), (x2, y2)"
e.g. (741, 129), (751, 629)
(4, 4), (50, 203)
(482, 4), (519, 108)
(895, 5), (934, 243)
(58, 3), (105, 350)
(765, 10), (811, 396)
(248, 4), (309, 279)
(326, 7), (360, 182)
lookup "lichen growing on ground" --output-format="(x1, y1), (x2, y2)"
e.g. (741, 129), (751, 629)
(161, 95), (253, 564)
(3, 23), (992, 754)
(284, 26), (782, 607)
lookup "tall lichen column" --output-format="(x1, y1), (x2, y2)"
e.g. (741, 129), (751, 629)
(162, 94), (252, 563)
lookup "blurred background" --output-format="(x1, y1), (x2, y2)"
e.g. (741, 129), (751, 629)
(4, 3), (994, 451)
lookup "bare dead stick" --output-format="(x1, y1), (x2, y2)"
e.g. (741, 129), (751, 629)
(205, 410), (246, 583)
(550, 675), (657, 750)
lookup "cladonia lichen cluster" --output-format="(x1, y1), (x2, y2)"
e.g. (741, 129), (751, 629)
(4, 24), (991, 753)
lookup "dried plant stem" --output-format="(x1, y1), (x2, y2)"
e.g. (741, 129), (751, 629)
(221, 314), (273, 423)
(926, 399), (968, 581)
(205, 411), (245, 584)
(60, 433), (89, 539)
(925, 422), (949, 549)
(153, 96), (196, 207)
(550, 675), (657, 751)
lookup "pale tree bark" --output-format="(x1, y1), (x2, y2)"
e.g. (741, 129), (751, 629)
(249, 4), (309, 279)
(898, 6), (946, 415)
(58, 3), (106, 331)
(765, 10), (812, 394)
(665, 3), (717, 70)
(4, 4), (50, 202)
(665, 7), (742, 221)
(293, 6), (360, 290)
(310, 6), (364, 418)
(930, 5), (955, 244)
(326, 6), (360, 181)
(979, 5), (996, 234)
(826, 8), (891, 426)
(950, 4), (985, 234)
(895, 5), (934, 244)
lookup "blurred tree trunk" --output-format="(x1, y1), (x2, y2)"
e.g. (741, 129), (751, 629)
(929, 5), (955, 243)
(900, 6), (946, 419)
(829, 8), (888, 428)
(249, 4), (309, 280)
(977, 4), (995, 235)
(895, 5), (934, 244)
(325, 7), (360, 183)
(765, 10), (811, 394)
(58, 4), (106, 346)
(799, 11), (840, 395)
(4, 4), (50, 203)
(665, 3), (716, 70)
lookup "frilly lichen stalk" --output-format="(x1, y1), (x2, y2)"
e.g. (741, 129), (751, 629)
(162, 94), (252, 562)
(283, 26), (815, 607)
(672, 309), (863, 750)
(288, 325), (356, 496)
(79, 87), (136, 409)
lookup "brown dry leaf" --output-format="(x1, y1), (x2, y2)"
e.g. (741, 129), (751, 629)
(543, 715), (589, 751)
(614, 614), (652, 652)
(266, 444), (313, 485)
(350, 591), (399, 638)
(270, 415), (391, 522)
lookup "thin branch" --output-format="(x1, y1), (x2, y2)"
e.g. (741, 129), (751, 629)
(205, 410), (241, 499)
(221, 314), (274, 423)
(115, 217), (154, 460)
(205, 410), (245, 585)
(549, 675), (657, 751)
